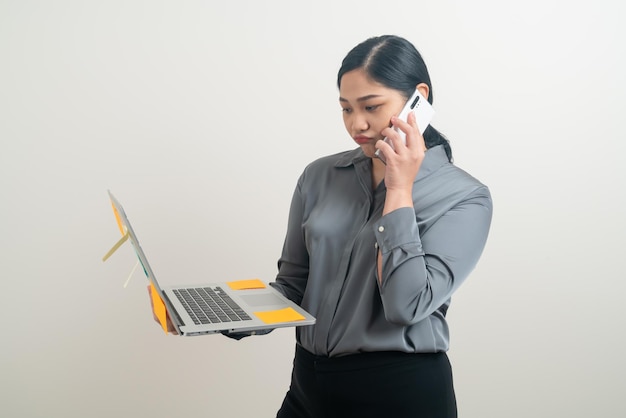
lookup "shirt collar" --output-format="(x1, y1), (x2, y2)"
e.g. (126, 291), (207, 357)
(335, 148), (369, 167)
(334, 145), (449, 182)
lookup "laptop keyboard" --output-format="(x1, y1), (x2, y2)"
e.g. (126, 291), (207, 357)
(173, 287), (252, 325)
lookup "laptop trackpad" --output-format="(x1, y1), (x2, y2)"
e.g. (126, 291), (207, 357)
(240, 293), (286, 307)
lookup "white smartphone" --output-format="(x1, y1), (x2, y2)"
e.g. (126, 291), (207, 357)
(375, 88), (435, 163)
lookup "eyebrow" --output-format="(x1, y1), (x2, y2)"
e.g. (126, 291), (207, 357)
(339, 94), (384, 103)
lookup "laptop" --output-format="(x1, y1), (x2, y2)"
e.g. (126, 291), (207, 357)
(104, 190), (315, 336)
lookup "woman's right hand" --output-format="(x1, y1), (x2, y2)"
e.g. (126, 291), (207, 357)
(377, 111), (426, 216)
(147, 285), (178, 335)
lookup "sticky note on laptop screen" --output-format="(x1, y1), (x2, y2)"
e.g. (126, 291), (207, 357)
(226, 279), (266, 290)
(111, 202), (126, 235)
(254, 307), (306, 324)
(149, 282), (169, 334)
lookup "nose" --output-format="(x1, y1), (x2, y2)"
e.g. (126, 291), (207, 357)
(351, 111), (369, 133)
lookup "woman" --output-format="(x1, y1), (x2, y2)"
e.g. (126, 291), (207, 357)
(151, 35), (492, 417)
(269, 35), (492, 417)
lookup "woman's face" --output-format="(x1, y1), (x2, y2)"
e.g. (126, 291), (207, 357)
(339, 69), (407, 158)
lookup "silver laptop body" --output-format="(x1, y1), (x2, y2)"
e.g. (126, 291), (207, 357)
(107, 190), (315, 336)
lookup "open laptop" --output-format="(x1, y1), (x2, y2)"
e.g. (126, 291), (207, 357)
(104, 190), (315, 336)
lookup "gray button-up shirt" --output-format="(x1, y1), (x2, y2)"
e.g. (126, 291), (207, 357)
(271, 145), (492, 357)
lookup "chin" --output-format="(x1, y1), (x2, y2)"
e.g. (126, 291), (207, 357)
(359, 144), (378, 159)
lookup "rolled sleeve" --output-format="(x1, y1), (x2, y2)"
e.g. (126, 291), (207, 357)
(374, 188), (492, 325)
(374, 207), (424, 257)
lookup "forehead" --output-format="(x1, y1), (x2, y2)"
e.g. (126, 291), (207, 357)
(339, 69), (400, 101)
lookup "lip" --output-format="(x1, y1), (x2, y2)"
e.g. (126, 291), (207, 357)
(353, 135), (372, 145)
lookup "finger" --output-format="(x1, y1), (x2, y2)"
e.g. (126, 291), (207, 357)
(167, 317), (178, 334)
(406, 111), (420, 133)
(388, 116), (414, 151)
(390, 114), (413, 135)
(400, 112), (426, 152)
(382, 121), (408, 151)
(375, 136), (395, 161)
(399, 113), (418, 141)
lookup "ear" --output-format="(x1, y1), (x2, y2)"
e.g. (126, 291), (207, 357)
(416, 83), (430, 101)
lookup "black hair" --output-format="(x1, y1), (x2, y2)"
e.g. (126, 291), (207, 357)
(337, 35), (452, 162)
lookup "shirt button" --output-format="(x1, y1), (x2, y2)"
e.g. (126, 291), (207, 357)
(378, 226), (385, 232)
(374, 242), (378, 249)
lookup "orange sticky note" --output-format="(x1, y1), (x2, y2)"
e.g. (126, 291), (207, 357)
(149, 282), (169, 334)
(226, 279), (266, 290)
(254, 307), (306, 324)
(111, 202), (126, 235)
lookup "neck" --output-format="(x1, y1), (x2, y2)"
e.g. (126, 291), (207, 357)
(371, 158), (386, 189)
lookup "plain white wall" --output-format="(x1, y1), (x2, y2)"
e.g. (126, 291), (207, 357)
(1, 1), (624, 417)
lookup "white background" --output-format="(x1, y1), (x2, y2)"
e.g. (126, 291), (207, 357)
(1, 1), (624, 417)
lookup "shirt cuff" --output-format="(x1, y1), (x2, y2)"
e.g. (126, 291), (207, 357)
(373, 207), (423, 255)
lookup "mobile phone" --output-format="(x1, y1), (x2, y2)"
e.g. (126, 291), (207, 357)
(374, 88), (435, 163)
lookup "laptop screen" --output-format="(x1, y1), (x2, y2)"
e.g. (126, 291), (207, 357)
(108, 190), (164, 294)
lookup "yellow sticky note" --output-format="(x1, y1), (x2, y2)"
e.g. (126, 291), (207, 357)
(149, 282), (169, 334)
(254, 307), (306, 324)
(226, 279), (266, 290)
(111, 202), (126, 236)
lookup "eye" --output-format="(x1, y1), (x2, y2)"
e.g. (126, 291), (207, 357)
(365, 105), (380, 112)
(341, 107), (353, 114)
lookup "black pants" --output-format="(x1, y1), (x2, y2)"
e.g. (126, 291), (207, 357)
(277, 345), (457, 418)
